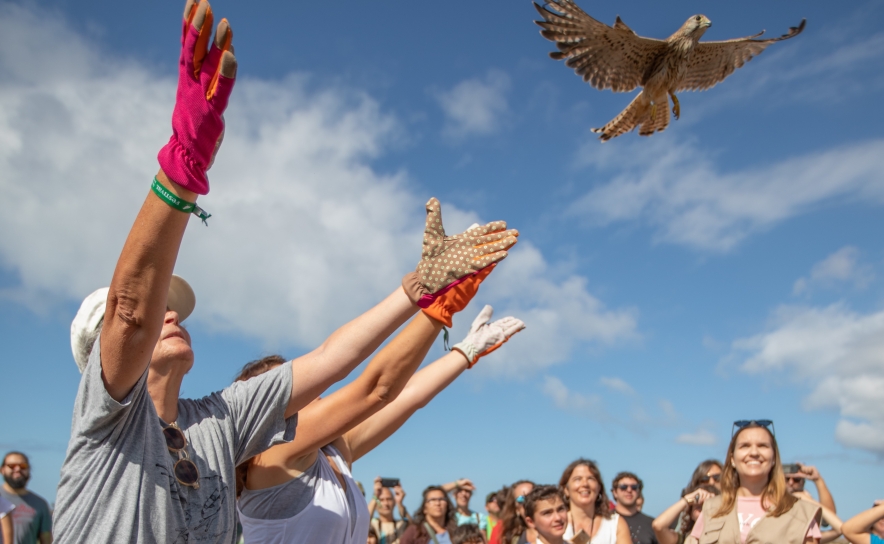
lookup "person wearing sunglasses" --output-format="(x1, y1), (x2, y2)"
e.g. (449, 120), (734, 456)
(783, 463), (836, 514)
(488, 480), (536, 544)
(0, 452), (52, 544)
(612, 472), (657, 544)
(53, 1), (517, 542)
(559, 459), (632, 544)
(401, 487), (459, 544)
(689, 420), (821, 544)
(235, 306), (525, 543)
(684, 461), (723, 494)
(842, 500), (884, 544)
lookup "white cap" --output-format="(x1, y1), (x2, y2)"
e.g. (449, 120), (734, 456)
(70, 275), (195, 373)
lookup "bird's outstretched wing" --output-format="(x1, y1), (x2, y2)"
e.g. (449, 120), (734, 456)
(677, 19), (806, 92)
(534, 0), (667, 92)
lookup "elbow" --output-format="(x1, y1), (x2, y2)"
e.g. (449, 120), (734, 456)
(371, 380), (398, 406)
(651, 520), (665, 533)
(107, 286), (149, 333)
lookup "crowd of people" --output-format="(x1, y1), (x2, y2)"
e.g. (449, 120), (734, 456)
(357, 438), (884, 544)
(2, 1), (880, 543)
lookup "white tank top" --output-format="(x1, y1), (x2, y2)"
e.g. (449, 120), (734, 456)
(562, 513), (619, 544)
(237, 445), (370, 544)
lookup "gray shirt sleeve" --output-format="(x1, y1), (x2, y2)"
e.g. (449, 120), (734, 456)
(73, 332), (149, 443)
(220, 361), (296, 465)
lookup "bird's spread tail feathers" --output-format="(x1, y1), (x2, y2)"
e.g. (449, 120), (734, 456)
(592, 91), (670, 141)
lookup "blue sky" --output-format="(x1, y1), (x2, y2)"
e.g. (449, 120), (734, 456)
(2, 0), (884, 521)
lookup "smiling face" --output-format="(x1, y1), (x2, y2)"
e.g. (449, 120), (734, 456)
(527, 497), (568, 541)
(732, 427), (775, 484)
(612, 477), (640, 508)
(565, 464), (601, 509)
(150, 309), (194, 373)
(1, 453), (30, 490)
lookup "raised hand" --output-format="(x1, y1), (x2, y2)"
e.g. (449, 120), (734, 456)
(403, 198), (518, 308)
(157, 0), (237, 194)
(453, 306), (526, 368)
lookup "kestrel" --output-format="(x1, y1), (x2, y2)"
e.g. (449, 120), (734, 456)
(534, 1), (806, 141)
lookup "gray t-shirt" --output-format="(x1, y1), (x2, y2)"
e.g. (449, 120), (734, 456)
(0, 488), (52, 544)
(54, 335), (296, 543)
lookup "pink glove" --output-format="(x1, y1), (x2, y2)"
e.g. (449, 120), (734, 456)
(157, 3), (234, 195)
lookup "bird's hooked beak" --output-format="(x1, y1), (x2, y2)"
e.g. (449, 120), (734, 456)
(701, 18), (712, 28)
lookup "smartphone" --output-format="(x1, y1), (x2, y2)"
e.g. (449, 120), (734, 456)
(380, 478), (400, 488)
(782, 464), (800, 475)
(571, 530), (591, 544)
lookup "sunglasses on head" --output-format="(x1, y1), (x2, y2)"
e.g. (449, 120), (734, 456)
(732, 419), (775, 437)
(162, 423), (200, 489)
(617, 484), (640, 491)
(516, 495), (526, 504)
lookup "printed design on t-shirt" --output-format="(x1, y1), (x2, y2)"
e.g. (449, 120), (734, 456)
(157, 463), (229, 542)
(737, 512), (762, 535)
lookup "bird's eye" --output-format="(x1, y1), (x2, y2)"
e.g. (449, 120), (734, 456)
(695, 15), (701, 21)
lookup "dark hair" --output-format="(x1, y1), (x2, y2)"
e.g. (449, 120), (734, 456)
(451, 523), (486, 544)
(410, 486), (456, 540)
(680, 484), (720, 536)
(2, 451), (29, 466)
(367, 525), (379, 544)
(682, 459), (722, 496)
(611, 471), (643, 491)
(524, 485), (565, 519)
(233, 355), (287, 497)
(500, 479), (535, 542)
(558, 458), (612, 519)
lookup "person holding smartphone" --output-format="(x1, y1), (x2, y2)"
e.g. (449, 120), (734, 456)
(370, 477), (410, 544)
(690, 420), (821, 544)
(652, 485), (719, 544)
(783, 463), (837, 513)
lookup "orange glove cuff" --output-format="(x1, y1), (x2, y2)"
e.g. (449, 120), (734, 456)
(421, 264), (496, 327)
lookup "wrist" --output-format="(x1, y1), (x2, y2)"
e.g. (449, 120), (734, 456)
(157, 170), (197, 201)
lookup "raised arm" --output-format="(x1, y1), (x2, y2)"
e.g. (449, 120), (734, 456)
(842, 500), (884, 544)
(101, 0), (234, 401)
(343, 306), (525, 462)
(273, 311), (443, 464)
(281, 199), (518, 418)
(804, 464), (837, 514)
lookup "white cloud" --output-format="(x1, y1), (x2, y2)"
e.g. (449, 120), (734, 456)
(569, 137), (884, 252)
(600, 376), (635, 395)
(434, 70), (510, 139)
(792, 246), (873, 295)
(732, 303), (884, 454)
(540, 375), (678, 431)
(0, 4), (634, 369)
(541, 376), (608, 419)
(470, 243), (638, 377)
(676, 428), (717, 446)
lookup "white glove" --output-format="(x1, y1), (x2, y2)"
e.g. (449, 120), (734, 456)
(453, 305), (525, 368)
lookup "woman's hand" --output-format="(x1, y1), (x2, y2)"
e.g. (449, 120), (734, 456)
(683, 488), (715, 506)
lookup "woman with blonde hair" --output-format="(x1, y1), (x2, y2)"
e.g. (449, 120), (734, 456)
(690, 420), (821, 544)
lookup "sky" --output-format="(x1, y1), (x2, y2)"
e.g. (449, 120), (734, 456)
(1, 0), (884, 522)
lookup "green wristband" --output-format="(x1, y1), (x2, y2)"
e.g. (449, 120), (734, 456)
(151, 177), (212, 226)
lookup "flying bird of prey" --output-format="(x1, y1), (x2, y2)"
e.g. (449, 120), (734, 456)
(534, 1), (806, 141)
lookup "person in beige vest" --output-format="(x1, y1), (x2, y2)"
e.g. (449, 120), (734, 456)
(689, 420), (821, 544)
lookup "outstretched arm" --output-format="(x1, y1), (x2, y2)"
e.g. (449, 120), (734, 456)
(281, 199), (517, 419)
(344, 306), (525, 462)
(275, 310), (442, 455)
(842, 500), (884, 544)
(101, 0), (233, 401)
